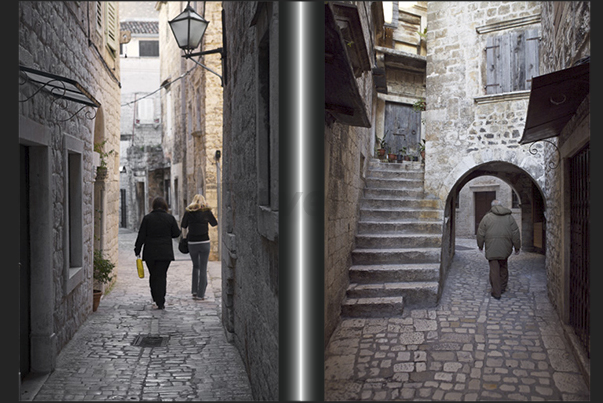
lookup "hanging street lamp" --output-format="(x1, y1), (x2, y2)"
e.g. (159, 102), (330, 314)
(168, 2), (226, 86)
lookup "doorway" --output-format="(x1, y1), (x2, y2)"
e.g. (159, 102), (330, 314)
(20, 145), (31, 379)
(384, 102), (421, 156)
(474, 191), (496, 234)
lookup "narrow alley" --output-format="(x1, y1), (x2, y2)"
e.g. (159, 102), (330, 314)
(325, 238), (590, 401)
(21, 229), (252, 401)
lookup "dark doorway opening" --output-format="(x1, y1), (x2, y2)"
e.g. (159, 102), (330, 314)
(474, 191), (496, 235)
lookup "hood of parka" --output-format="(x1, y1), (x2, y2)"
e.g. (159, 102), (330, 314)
(490, 205), (512, 216)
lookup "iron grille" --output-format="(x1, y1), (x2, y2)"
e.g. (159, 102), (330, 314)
(569, 144), (590, 358)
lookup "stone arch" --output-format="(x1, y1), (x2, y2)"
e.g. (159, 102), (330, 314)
(439, 160), (546, 279)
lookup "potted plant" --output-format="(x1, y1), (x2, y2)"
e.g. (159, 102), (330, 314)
(94, 140), (115, 181)
(387, 146), (397, 163)
(93, 249), (115, 312)
(419, 139), (426, 161)
(376, 137), (387, 158)
(397, 147), (406, 163)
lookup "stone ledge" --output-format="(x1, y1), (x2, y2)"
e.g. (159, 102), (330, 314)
(474, 90), (530, 105)
(476, 15), (541, 34)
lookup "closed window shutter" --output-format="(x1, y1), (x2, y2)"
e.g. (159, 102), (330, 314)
(105, 2), (118, 53)
(486, 35), (501, 94)
(485, 29), (539, 94)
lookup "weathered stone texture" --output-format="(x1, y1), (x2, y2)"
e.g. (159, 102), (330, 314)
(221, 2), (279, 400)
(19, 1), (121, 357)
(539, 2), (590, 315)
(425, 1), (544, 204)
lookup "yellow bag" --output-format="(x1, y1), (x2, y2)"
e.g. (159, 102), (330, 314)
(136, 258), (144, 278)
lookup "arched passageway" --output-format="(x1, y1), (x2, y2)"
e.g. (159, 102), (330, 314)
(439, 161), (546, 280)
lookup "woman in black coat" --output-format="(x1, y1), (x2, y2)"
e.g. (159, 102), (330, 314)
(134, 197), (181, 309)
(180, 194), (218, 300)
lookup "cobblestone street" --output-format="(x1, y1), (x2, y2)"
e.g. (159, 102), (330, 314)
(21, 229), (253, 401)
(325, 238), (590, 401)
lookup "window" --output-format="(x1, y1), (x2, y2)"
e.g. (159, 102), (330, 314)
(96, 1), (118, 57)
(512, 190), (520, 208)
(257, 30), (271, 207)
(64, 134), (85, 294)
(139, 40), (159, 57)
(137, 98), (154, 124)
(105, 2), (118, 55)
(485, 28), (539, 94)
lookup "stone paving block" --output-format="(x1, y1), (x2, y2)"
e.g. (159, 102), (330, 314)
(324, 243), (590, 401)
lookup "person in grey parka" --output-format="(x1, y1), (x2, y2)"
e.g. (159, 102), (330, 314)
(477, 199), (521, 300)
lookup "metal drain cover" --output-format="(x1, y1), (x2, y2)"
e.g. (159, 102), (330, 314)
(131, 335), (169, 347)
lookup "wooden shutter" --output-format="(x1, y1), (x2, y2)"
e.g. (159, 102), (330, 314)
(524, 28), (540, 90)
(486, 35), (501, 94)
(486, 29), (540, 94)
(105, 2), (118, 54)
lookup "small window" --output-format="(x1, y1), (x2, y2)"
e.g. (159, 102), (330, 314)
(257, 30), (271, 207)
(137, 98), (154, 124)
(485, 28), (540, 94)
(512, 190), (520, 208)
(68, 151), (83, 269)
(139, 40), (159, 57)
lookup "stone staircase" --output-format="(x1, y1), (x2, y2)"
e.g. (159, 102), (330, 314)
(341, 159), (443, 317)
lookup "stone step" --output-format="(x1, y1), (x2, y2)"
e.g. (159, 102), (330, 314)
(357, 220), (442, 234)
(365, 177), (424, 190)
(349, 263), (440, 283)
(347, 281), (440, 307)
(367, 169), (424, 180)
(341, 296), (404, 318)
(355, 233), (442, 249)
(369, 159), (423, 171)
(360, 208), (443, 222)
(351, 247), (441, 265)
(363, 187), (426, 199)
(360, 197), (440, 210)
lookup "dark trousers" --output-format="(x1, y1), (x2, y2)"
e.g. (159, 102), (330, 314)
(489, 259), (509, 298)
(146, 260), (171, 307)
(189, 242), (211, 298)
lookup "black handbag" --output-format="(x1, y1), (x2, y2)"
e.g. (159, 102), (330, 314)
(178, 235), (189, 254)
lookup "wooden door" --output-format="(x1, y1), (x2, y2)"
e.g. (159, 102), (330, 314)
(384, 102), (420, 156)
(474, 191), (496, 235)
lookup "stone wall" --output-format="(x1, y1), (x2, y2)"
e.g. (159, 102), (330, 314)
(183, 1), (223, 261)
(455, 175), (521, 239)
(425, 1), (544, 204)
(19, 1), (121, 362)
(539, 1), (590, 316)
(324, 1), (380, 347)
(221, 2), (279, 400)
(158, 2), (188, 220)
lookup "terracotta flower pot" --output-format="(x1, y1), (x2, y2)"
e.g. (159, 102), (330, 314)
(93, 289), (102, 312)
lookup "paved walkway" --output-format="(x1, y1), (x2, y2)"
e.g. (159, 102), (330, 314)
(325, 238), (590, 401)
(24, 228), (253, 401)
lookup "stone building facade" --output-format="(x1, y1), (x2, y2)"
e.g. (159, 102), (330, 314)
(323, 1), (385, 345)
(424, 1), (547, 276)
(528, 1), (590, 381)
(455, 175), (521, 239)
(221, 2), (279, 399)
(119, 4), (166, 231)
(156, 1), (222, 260)
(19, 1), (121, 379)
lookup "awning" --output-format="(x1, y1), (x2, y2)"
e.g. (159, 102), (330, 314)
(324, 2), (371, 128)
(19, 65), (101, 108)
(519, 62), (589, 144)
